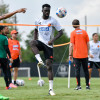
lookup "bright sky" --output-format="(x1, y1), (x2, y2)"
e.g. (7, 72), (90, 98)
(3, 0), (100, 48)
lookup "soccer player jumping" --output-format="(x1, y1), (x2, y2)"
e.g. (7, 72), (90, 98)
(30, 4), (63, 96)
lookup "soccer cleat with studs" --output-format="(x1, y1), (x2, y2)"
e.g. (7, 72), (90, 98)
(9, 83), (17, 88)
(86, 86), (90, 90)
(48, 89), (56, 96)
(5, 87), (12, 90)
(37, 61), (46, 68)
(74, 86), (82, 90)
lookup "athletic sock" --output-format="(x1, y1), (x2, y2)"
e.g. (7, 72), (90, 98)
(35, 54), (43, 62)
(49, 80), (53, 90)
(14, 81), (16, 84)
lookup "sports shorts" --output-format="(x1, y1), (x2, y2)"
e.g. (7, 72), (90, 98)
(11, 57), (20, 68)
(88, 61), (100, 69)
(36, 40), (53, 60)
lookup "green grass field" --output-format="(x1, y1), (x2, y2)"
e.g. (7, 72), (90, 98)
(0, 77), (100, 100)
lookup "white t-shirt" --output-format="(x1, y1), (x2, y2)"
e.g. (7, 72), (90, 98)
(89, 40), (100, 62)
(35, 16), (62, 48)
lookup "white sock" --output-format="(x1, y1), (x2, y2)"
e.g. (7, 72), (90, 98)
(49, 80), (53, 90)
(89, 79), (91, 83)
(35, 54), (43, 62)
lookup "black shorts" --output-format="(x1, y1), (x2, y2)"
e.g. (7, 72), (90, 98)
(36, 40), (53, 60)
(12, 57), (20, 68)
(88, 61), (100, 69)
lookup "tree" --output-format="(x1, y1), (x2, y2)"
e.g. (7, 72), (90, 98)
(21, 30), (35, 62)
(99, 34), (100, 40)
(0, 0), (15, 24)
(53, 29), (70, 62)
(0, 0), (22, 40)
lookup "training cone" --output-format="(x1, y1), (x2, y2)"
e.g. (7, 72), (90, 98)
(28, 78), (32, 80)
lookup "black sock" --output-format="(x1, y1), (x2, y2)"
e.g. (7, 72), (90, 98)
(14, 81), (16, 84)
(7, 67), (12, 84)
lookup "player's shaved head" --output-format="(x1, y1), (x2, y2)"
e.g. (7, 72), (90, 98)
(72, 19), (80, 28)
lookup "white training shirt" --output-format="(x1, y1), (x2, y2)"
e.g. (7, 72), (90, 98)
(89, 40), (100, 62)
(35, 16), (62, 48)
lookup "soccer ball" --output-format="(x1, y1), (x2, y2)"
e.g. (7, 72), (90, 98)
(12, 79), (25, 86)
(56, 7), (67, 18)
(37, 79), (45, 87)
(16, 80), (25, 86)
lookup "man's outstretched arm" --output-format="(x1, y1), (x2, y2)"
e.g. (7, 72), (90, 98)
(0, 8), (26, 21)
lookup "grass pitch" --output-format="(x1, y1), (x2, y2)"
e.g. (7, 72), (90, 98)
(0, 77), (100, 100)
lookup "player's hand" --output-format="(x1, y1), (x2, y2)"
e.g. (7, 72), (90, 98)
(16, 8), (27, 13)
(20, 59), (22, 63)
(48, 41), (53, 45)
(89, 54), (94, 58)
(9, 58), (13, 63)
(69, 55), (73, 62)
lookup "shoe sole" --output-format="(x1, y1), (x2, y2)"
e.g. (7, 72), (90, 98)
(49, 94), (56, 96)
(74, 89), (82, 90)
(48, 92), (56, 96)
(37, 64), (46, 68)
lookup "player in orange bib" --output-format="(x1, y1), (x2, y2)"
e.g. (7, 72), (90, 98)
(69, 19), (90, 90)
(8, 30), (22, 86)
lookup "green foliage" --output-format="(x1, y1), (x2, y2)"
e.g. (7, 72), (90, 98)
(0, 0), (21, 41)
(54, 29), (70, 45)
(0, 1), (9, 17)
(21, 47), (35, 63)
(0, 1), (15, 24)
(21, 30), (36, 62)
(53, 29), (70, 62)
(99, 34), (100, 40)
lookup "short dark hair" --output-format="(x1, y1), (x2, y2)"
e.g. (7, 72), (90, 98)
(3, 26), (7, 28)
(0, 26), (5, 32)
(42, 4), (51, 9)
(92, 33), (98, 37)
(72, 19), (80, 28)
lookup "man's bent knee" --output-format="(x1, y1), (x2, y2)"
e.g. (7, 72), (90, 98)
(46, 59), (53, 71)
(30, 40), (37, 47)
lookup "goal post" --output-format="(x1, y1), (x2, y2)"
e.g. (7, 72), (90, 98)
(12, 67), (31, 78)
